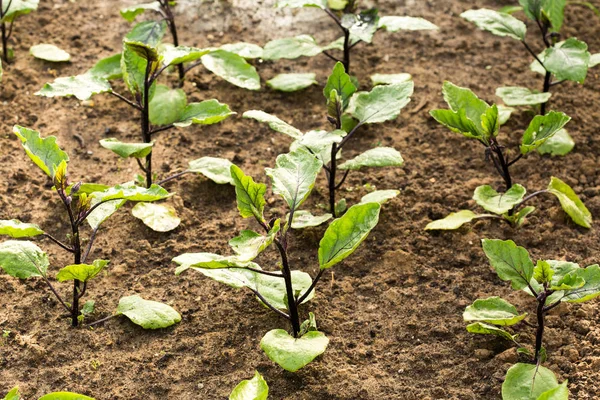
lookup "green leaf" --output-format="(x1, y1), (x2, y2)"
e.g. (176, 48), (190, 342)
(81, 300), (95, 316)
(534, 260), (554, 284)
(350, 82), (413, 124)
(230, 165), (267, 223)
(499, 5), (524, 14)
(541, 0), (567, 32)
(132, 202), (181, 232)
(38, 393), (95, 400)
(324, 62), (356, 114)
(188, 157), (234, 185)
(520, 111), (571, 154)
(537, 128), (574, 156)
(229, 221), (280, 262)
(36, 74), (112, 101)
(99, 138), (154, 159)
(537, 381), (569, 400)
(290, 129), (345, 165)
(542, 38), (591, 83)
(149, 84), (187, 125)
(370, 73), (412, 86)
(13, 125), (69, 178)
(496, 86), (552, 107)
(86, 199), (126, 230)
(87, 54), (123, 80)
(262, 35), (323, 60)
(341, 9), (380, 43)
(120, 2), (161, 22)
(243, 110), (303, 139)
(519, 0), (543, 21)
(482, 239), (534, 290)
(506, 205), (536, 228)
(550, 271), (584, 291)
(502, 363), (562, 400)
(498, 105), (515, 125)
(220, 42), (263, 59)
(463, 297), (527, 326)
(561, 264), (600, 303)
(123, 20), (167, 61)
(319, 203), (381, 269)
(161, 45), (212, 66)
(30, 44), (70, 62)
(547, 176), (592, 228)
(56, 260), (109, 282)
(173, 99), (235, 127)
(267, 73), (317, 92)
(229, 371), (269, 400)
(1, 0), (38, 23)
(441, 81), (493, 139)
(265, 148), (323, 211)
(116, 295), (181, 329)
(173, 253), (257, 271)
(3, 386), (20, 400)
(260, 329), (329, 372)
(0, 240), (48, 279)
(93, 183), (171, 202)
(276, 0), (327, 8)
(590, 53), (600, 68)
(288, 210), (332, 229)
(425, 210), (493, 230)
(430, 109), (483, 141)
(201, 50), (260, 90)
(360, 189), (400, 205)
(473, 184), (526, 214)
(466, 322), (518, 342)
(0, 220), (43, 238)
(121, 45), (153, 98)
(377, 16), (439, 31)
(460, 9), (527, 41)
(338, 147), (404, 170)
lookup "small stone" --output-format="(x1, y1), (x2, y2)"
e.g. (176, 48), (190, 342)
(475, 349), (494, 360)
(495, 348), (518, 364)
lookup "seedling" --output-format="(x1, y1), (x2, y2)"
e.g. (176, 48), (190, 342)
(0, 0), (38, 62)
(3, 387), (96, 400)
(0, 126), (171, 327)
(245, 62), (411, 218)
(464, 239), (600, 398)
(426, 82), (592, 230)
(270, 0), (438, 75)
(229, 371), (269, 400)
(174, 148), (382, 371)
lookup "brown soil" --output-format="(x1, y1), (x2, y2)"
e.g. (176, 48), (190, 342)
(1, 0), (600, 399)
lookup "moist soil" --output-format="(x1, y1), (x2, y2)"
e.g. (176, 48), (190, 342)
(1, 0), (600, 399)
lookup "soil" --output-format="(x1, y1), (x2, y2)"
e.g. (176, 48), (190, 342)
(1, 0), (600, 399)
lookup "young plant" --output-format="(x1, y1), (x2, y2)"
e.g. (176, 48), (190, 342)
(245, 62), (411, 218)
(229, 371), (269, 400)
(270, 0), (438, 75)
(0, 0), (39, 62)
(0, 126), (171, 327)
(426, 81), (592, 231)
(3, 387), (96, 400)
(174, 148), (382, 371)
(464, 239), (600, 399)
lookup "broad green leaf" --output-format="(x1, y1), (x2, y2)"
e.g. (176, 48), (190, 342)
(120, 2), (161, 22)
(321, 36), (360, 51)
(81, 300), (95, 316)
(201, 50), (260, 90)
(542, 38), (591, 83)
(482, 239), (534, 290)
(562, 264), (600, 303)
(1, 0), (38, 23)
(377, 16), (439, 31)
(590, 53), (600, 68)
(430, 109), (482, 140)
(254, 270), (314, 309)
(425, 210), (483, 230)
(319, 203), (381, 269)
(441, 81), (493, 138)
(498, 105), (515, 125)
(537, 128), (574, 156)
(541, 0), (567, 32)
(67, 183), (110, 195)
(496, 86), (552, 107)
(93, 183), (170, 202)
(502, 363), (561, 400)
(230, 165), (267, 222)
(533, 260), (554, 284)
(36, 74), (112, 101)
(350, 82), (413, 124)
(173, 100), (235, 127)
(327, 0), (347, 9)
(265, 148), (323, 211)
(99, 138), (153, 159)
(519, 0), (543, 21)
(56, 260), (109, 282)
(262, 35), (323, 60)
(87, 54), (123, 80)
(360, 189), (400, 205)
(341, 9), (379, 43)
(288, 210), (332, 229)
(229, 220), (280, 262)
(173, 253), (257, 271)
(338, 147), (403, 170)
(520, 111), (571, 154)
(547, 176), (592, 228)
(13, 125), (69, 178)
(3, 386), (20, 400)
(466, 322), (517, 342)
(86, 199), (126, 229)
(499, 5), (524, 14)
(149, 85), (187, 125)
(463, 297), (527, 326)
(324, 62), (356, 114)
(121, 45), (153, 98)
(188, 157), (234, 185)
(123, 20), (167, 61)
(267, 73), (317, 92)
(161, 45), (212, 66)
(276, 0), (327, 8)
(132, 202), (181, 232)
(550, 271), (584, 291)
(30, 44), (70, 62)
(243, 110), (303, 139)
(537, 381), (569, 400)
(229, 371), (269, 400)
(370, 73), (412, 86)
(460, 9), (527, 41)
(473, 184), (526, 214)
(116, 295), (181, 329)
(0, 240), (48, 279)
(38, 393), (95, 400)
(260, 329), (329, 372)
(220, 42), (264, 59)
(507, 205), (536, 228)
(290, 129), (344, 165)
(0, 220), (43, 238)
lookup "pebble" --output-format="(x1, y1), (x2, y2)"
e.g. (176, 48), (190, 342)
(474, 349), (494, 360)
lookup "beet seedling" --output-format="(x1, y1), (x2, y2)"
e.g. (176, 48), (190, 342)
(426, 82), (591, 231)
(0, 126), (171, 327)
(464, 239), (600, 399)
(174, 148), (382, 371)
(0, 0), (38, 63)
(245, 62), (411, 218)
